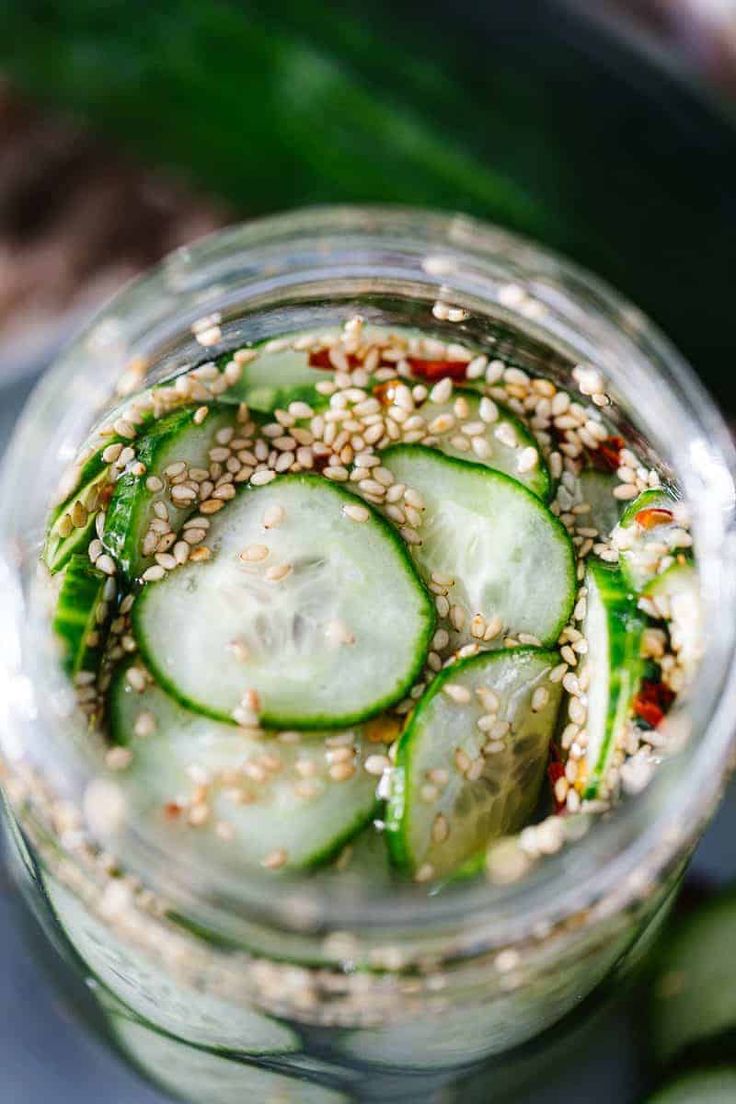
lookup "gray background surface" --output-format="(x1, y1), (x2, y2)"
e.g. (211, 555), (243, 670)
(0, 368), (733, 1103)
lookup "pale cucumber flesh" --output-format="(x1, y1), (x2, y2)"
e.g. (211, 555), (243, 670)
(110, 669), (379, 871)
(387, 647), (562, 877)
(133, 475), (434, 728)
(380, 445), (575, 647)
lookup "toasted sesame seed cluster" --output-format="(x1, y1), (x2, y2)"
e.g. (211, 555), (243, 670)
(45, 311), (699, 885)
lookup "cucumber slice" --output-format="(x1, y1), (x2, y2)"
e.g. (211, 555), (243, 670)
(418, 388), (550, 500)
(386, 647), (562, 878)
(580, 560), (644, 799)
(52, 555), (110, 676)
(43, 873), (299, 1054)
(651, 887), (736, 1066)
(645, 1070), (736, 1104)
(644, 563), (702, 680)
(112, 1016), (348, 1104)
(109, 668), (378, 871)
(615, 487), (683, 591)
(44, 467), (111, 574)
(103, 404), (236, 581)
(577, 469), (623, 536)
(218, 347), (333, 413)
(133, 475), (434, 728)
(380, 445), (575, 648)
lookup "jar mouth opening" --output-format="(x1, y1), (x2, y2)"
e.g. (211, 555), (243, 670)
(1, 205), (735, 946)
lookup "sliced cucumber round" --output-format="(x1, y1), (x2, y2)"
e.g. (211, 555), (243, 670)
(109, 667), (378, 871)
(380, 445), (575, 648)
(44, 467), (111, 574)
(133, 475), (434, 729)
(651, 887), (736, 1067)
(218, 347), (333, 413)
(645, 1070), (736, 1104)
(580, 560), (644, 799)
(44, 873), (299, 1054)
(644, 563), (702, 680)
(52, 555), (110, 676)
(104, 404), (236, 581)
(615, 487), (683, 591)
(577, 468), (623, 536)
(112, 1016), (348, 1104)
(417, 387), (550, 500)
(386, 647), (563, 878)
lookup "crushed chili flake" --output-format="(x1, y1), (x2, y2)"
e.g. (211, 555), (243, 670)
(634, 507), (673, 530)
(373, 379), (401, 405)
(547, 746), (567, 814)
(308, 349), (361, 371)
(164, 802), (182, 820)
(590, 435), (625, 473)
(406, 357), (468, 382)
(634, 679), (675, 728)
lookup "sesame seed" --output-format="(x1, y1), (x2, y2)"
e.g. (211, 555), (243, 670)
(262, 504), (285, 529)
(193, 406), (209, 425)
(342, 502), (370, 523)
(531, 686), (549, 712)
(364, 755), (390, 776)
(251, 470), (277, 487)
(154, 552), (177, 570)
(399, 526), (421, 545)
(113, 418), (136, 440)
(517, 447), (539, 473)
(57, 514), (74, 538)
(450, 605), (466, 631)
(261, 848), (288, 870)
(569, 697), (587, 725)
(471, 437), (493, 460)
(323, 466), (349, 482)
(106, 746), (132, 771)
(429, 378), (453, 404)
(183, 528), (207, 546)
(329, 762), (356, 782)
(200, 498), (225, 514)
(454, 748), (471, 773)
(415, 863), (435, 883)
(432, 814), (450, 843)
(96, 554), (117, 576)
(141, 564), (165, 582)
(495, 422), (518, 449)
(134, 711), (157, 738)
(476, 714), (497, 732)
(102, 442), (124, 463)
(613, 483), (639, 501)
(470, 614), (486, 640)
(70, 500), (89, 528)
(443, 683), (471, 704)
(265, 563), (293, 582)
(126, 667), (147, 692)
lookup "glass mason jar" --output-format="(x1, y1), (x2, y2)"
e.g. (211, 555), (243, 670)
(0, 207), (735, 1104)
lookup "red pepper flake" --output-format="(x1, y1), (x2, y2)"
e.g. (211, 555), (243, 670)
(308, 349), (361, 371)
(406, 357), (468, 382)
(634, 507), (673, 530)
(164, 802), (182, 820)
(633, 680), (675, 728)
(373, 379), (401, 405)
(590, 435), (625, 473)
(547, 746), (567, 814)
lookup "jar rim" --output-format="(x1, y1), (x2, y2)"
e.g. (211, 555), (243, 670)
(1, 204), (735, 947)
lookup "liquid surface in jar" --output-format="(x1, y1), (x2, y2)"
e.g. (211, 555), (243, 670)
(44, 316), (700, 887)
